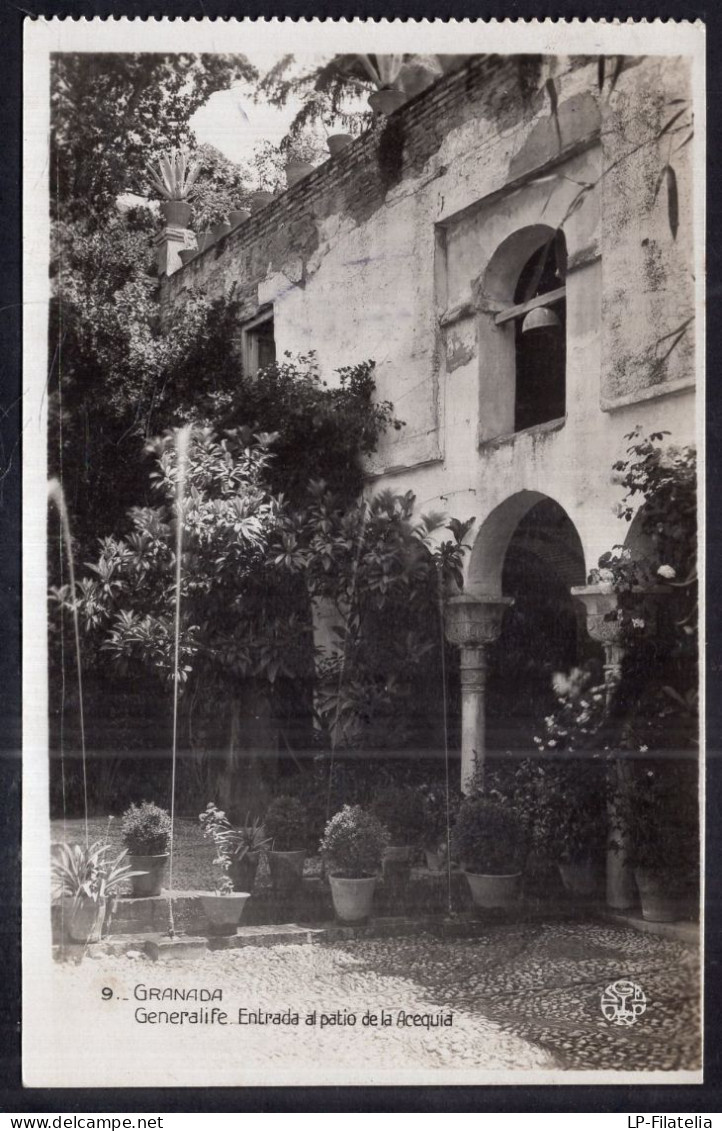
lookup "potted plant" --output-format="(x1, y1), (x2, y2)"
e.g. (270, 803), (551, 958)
(199, 865), (251, 936)
(51, 839), (145, 944)
(450, 795), (525, 909)
(419, 782), (463, 871)
(371, 785), (426, 882)
(522, 757), (606, 897)
(249, 190), (275, 213)
(211, 217), (232, 242)
(320, 805), (390, 922)
(354, 55), (408, 116)
(326, 134), (353, 156)
(228, 206), (251, 227)
(120, 802), (171, 897)
(617, 759), (699, 922)
(198, 803), (271, 893)
(146, 146), (201, 227)
(264, 795), (308, 892)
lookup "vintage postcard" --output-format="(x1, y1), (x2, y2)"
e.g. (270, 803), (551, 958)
(23, 17), (705, 1087)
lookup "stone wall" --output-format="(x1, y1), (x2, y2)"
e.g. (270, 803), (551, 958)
(161, 52), (697, 587)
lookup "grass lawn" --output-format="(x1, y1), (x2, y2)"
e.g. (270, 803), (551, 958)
(51, 816), (217, 891)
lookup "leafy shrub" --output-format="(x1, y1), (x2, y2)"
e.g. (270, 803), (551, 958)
(450, 796), (524, 874)
(519, 757), (607, 864)
(418, 781), (463, 849)
(264, 795), (308, 851)
(120, 801), (171, 855)
(320, 805), (390, 878)
(617, 759), (699, 877)
(371, 785), (426, 845)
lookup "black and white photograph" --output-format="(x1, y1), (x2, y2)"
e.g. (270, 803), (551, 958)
(22, 18), (705, 1087)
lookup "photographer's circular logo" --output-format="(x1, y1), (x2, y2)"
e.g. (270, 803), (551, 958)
(600, 980), (647, 1026)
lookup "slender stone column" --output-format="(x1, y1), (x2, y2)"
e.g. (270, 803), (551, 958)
(571, 584), (635, 910)
(444, 595), (512, 791)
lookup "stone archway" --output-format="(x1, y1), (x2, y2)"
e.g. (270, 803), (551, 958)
(445, 491), (589, 788)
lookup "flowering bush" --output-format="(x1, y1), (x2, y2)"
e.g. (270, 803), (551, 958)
(264, 795), (308, 851)
(120, 801), (171, 856)
(320, 805), (390, 878)
(518, 757), (607, 864)
(450, 796), (525, 874)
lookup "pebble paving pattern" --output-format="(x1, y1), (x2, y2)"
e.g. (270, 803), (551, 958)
(58, 919), (699, 1080)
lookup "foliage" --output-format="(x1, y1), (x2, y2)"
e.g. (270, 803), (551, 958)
(51, 53), (257, 221)
(319, 804), (390, 878)
(264, 795), (308, 851)
(198, 803), (271, 894)
(120, 801), (172, 855)
(256, 55), (374, 141)
(190, 144), (252, 229)
(370, 785), (426, 845)
(616, 759), (699, 877)
(418, 781), (463, 850)
(233, 354), (402, 504)
(536, 431), (697, 758)
(51, 839), (142, 903)
(146, 147), (202, 202)
(518, 756), (607, 864)
(450, 795), (525, 874)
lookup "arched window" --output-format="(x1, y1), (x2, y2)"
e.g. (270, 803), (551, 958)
(494, 231), (567, 433)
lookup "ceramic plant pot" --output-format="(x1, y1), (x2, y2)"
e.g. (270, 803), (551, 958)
(229, 209), (251, 227)
(127, 854), (167, 897)
(160, 200), (192, 227)
(268, 849), (306, 893)
(284, 160), (314, 188)
(464, 870), (521, 909)
(329, 875), (377, 923)
(200, 892), (250, 936)
(178, 248), (197, 266)
(250, 191), (274, 214)
(367, 88), (407, 116)
(326, 134), (353, 156)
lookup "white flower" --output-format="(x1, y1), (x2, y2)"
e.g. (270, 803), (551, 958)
(657, 564), (677, 580)
(632, 617), (645, 629)
(640, 745), (649, 753)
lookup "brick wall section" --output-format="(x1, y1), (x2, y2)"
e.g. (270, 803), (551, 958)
(160, 54), (556, 319)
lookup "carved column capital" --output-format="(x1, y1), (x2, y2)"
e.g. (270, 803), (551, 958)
(444, 594), (513, 649)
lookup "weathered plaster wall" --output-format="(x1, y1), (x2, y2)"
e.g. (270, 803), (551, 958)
(161, 53), (696, 591)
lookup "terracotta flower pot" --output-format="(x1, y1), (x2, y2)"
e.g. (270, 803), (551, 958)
(284, 160), (315, 188)
(464, 869), (521, 909)
(329, 875), (377, 923)
(178, 248), (197, 266)
(200, 893), (250, 936)
(268, 849), (306, 893)
(60, 896), (106, 944)
(634, 868), (685, 922)
(160, 200), (192, 227)
(127, 854), (167, 897)
(368, 88), (407, 117)
(326, 134), (353, 156)
(229, 209), (251, 227)
(250, 191), (274, 214)
(558, 859), (598, 897)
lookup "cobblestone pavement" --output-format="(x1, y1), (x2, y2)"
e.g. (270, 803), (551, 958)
(52, 919), (699, 1084)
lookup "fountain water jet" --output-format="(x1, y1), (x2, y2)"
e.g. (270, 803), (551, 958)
(167, 424), (192, 937)
(48, 478), (89, 848)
